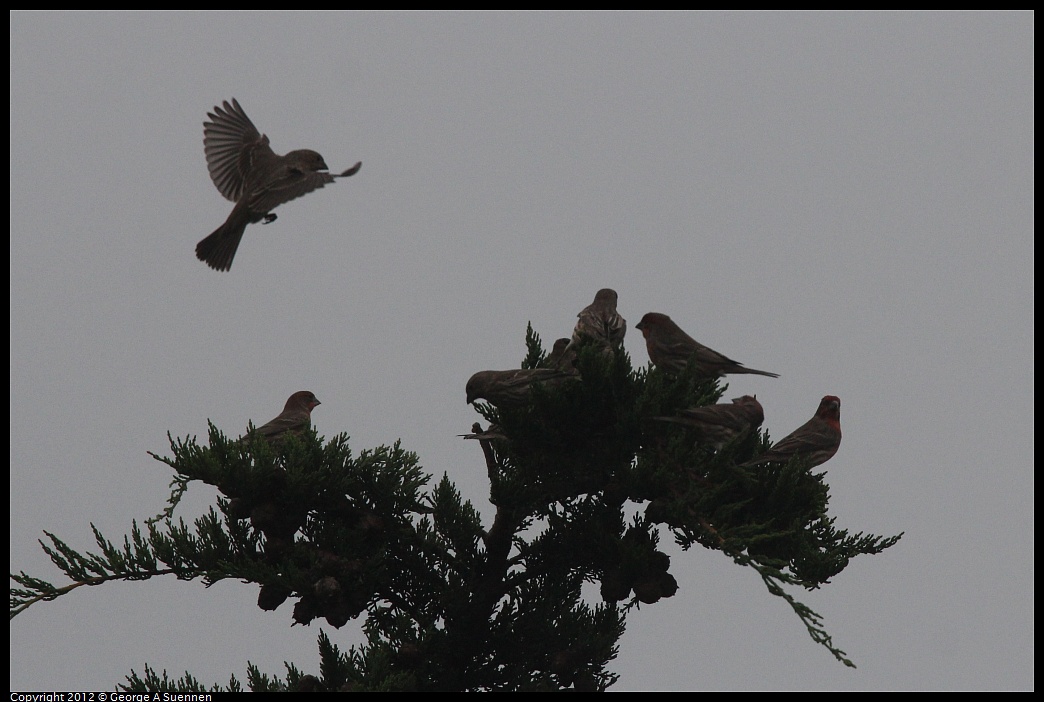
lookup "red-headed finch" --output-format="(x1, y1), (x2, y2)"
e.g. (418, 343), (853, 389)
(196, 98), (362, 271)
(571, 288), (626, 350)
(742, 395), (841, 469)
(634, 312), (778, 378)
(249, 391), (321, 442)
(466, 368), (575, 407)
(653, 395), (765, 450)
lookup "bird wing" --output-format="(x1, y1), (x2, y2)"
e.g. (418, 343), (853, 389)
(245, 167), (339, 213)
(204, 99), (273, 202)
(254, 411), (309, 439)
(763, 419), (827, 457)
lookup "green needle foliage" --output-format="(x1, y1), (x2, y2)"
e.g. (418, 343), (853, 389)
(11, 325), (902, 690)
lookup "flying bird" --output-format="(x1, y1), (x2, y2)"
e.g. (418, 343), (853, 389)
(634, 312), (778, 378)
(741, 395), (841, 469)
(652, 395), (765, 450)
(247, 391), (321, 443)
(196, 98), (361, 271)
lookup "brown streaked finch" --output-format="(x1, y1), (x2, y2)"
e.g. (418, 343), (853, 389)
(652, 395), (765, 450)
(248, 391), (321, 443)
(465, 368), (576, 407)
(634, 312), (778, 379)
(459, 422), (508, 442)
(542, 337), (577, 371)
(570, 288), (626, 351)
(196, 98), (362, 271)
(742, 395), (841, 469)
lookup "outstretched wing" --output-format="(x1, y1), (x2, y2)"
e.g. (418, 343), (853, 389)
(204, 98), (274, 202)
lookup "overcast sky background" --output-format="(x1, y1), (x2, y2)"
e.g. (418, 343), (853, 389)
(10, 11), (1033, 691)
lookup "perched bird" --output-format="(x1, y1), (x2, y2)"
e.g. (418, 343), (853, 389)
(459, 422), (507, 442)
(466, 368), (575, 407)
(196, 98), (362, 271)
(248, 391), (321, 443)
(653, 395), (765, 450)
(570, 288), (626, 351)
(742, 395), (841, 469)
(634, 312), (778, 379)
(542, 337), (577, 371)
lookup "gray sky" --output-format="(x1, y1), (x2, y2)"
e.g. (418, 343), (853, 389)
(10, 11), (1033, 691)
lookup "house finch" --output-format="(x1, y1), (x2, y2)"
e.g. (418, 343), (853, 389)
(742, 395), (841, 469)
(465, 368), (576, 407)
(459, 422), (507, 442)
(634, 312), (778, 379)
(196, 98), (362, 271)
(570, 288), (626, 351)
(652, 395), (765, 450)
(542, 337), (577, 371)
(248, 391), (321, 442)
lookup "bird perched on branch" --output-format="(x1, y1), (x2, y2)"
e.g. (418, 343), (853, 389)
(652, 395), (764, 450)
(741, 395), (841, 469)
(465, 368), (576, 408)
(542, 338), (577, 371)
(459, 422), (507, 442)
(245, 391), (321, 443)
(570, 288), (626, 353)
(634, 312), (778, 379)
